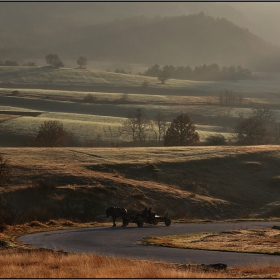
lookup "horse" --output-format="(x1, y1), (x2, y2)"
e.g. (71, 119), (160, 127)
(106, 206), (128, 227)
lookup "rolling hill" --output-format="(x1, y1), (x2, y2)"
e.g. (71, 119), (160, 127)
(1, 12), (280, 72)
(1, 146), (280, 225)
(0, 66), (280, 147)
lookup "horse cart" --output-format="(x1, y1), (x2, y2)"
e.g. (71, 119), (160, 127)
(106, 207), (171, 227)
(122, 212), (171, 227)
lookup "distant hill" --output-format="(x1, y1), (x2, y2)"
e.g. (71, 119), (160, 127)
(1, 12), (280, 72)
(56, 13), (280, 71)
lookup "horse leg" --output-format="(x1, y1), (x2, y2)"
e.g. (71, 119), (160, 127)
(113, 217), (116, 227)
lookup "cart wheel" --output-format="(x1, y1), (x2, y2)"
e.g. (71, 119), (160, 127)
(165, 218), (171, 226)
(137, 220), (144, 227)
(152, 219), (159, 225)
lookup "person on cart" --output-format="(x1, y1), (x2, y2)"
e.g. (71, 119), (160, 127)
(147, 207), (153, 222)
(141, 207), (148, 218)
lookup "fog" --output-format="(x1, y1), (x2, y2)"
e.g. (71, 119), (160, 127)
(1, 2), (280, 45)
(1, 2), (280, 70)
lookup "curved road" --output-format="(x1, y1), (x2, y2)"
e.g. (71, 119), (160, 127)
(18, 221), (280, 266)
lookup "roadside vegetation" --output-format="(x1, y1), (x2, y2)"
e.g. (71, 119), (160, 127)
(1, 248), (280, 278)
(142, 227), (280, 255)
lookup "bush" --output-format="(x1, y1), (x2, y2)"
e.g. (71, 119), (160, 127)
(35, 120), (68, 147)
(205, 134), (227, 145)
(83, 94), (97, 103)
(140, 80), (150, 90)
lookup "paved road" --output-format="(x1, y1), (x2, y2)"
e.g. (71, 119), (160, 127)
(18, 221), (280, 266)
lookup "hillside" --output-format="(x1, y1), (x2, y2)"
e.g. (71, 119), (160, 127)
(1, 12), (280, 72)
(1, 146), (280, 225)
(0, 67), (280, 147)
(69, 13), (271, 67)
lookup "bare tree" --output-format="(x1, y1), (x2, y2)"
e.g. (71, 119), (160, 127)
(45, 54), (64, 69)
(219, 89), (243, 106)
(151, 111), (168, 143)
(164, 114), (199, 146)
(122, 109), (150, 142)
(35, 120), (68, 147)
(77, 56), (87, 69)
(234, 108), (275, 145)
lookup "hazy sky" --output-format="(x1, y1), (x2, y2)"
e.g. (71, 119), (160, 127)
(1, 2), (280, 48)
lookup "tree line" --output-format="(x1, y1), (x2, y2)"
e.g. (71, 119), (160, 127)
(24, 107), (280, 148)
(0, 54), (87, 69)
(143, 63), (253, 83)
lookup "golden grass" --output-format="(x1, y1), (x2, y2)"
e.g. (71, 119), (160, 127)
(1, 249), (280, 278)
(0, 249), (231, 278)
(1, 145), (280, 222)
(142, 228), (280, 255)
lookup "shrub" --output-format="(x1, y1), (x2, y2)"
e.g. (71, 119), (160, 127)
(205, 134), (227, 145)
(140, 80), (150, 90)
(83, 94), (97, 103)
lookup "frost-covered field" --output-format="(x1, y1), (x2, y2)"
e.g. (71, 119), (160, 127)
(0, 67), (280, 145)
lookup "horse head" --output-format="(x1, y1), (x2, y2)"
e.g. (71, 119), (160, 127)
(106, 206), (115, 218)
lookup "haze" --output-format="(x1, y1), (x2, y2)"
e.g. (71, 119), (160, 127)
(1, 2), (280, 70)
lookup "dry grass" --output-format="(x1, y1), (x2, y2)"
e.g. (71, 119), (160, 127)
(0, 221), (229, 278)
(1, 145), (280, 224)
(0, 249), (232, 278)
(142, 228), (280, 255)
(1, 249), (280, 278)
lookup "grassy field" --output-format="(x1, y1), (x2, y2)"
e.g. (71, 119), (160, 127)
(0, 67), (280, 146)
(1, 67), (280, 277)
(1, 145), (280, 224)
(1, 246), (279, 278)
(142, 228), (280, 255)
(1, 66), (280, 94)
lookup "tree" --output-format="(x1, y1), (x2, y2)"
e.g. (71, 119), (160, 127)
(151, 111), (167, 143)
(164, 114), (199, 146)
(234, 108), (275, 145)
(45, 54), (64, 69)
(4, 60), (18, 66)
(122, 109), (150, 142)
(35, 120), (68, 147)
(77, 56), (87, 69)
(143, 64), (161, 77)
(158, 66), (171, 84)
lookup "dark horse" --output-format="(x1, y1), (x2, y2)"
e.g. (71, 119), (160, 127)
(106, 206), (127, 227)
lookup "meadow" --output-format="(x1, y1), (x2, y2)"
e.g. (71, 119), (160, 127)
(1, 146), (280, 278)
(0, 66), (280, 146)
(1, 66), (280, 278)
